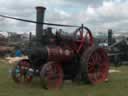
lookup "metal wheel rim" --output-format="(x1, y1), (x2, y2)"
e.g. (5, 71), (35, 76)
(12, 60), (32, 83)
(87, 48), (109, 84)
(40, 62), (63, 89)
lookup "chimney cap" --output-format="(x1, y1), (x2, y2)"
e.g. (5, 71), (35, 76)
(36, 6), (46, 10)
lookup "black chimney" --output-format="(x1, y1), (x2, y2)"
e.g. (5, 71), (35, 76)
(36, 6), (46, 42)
(108, 29), (113, 46)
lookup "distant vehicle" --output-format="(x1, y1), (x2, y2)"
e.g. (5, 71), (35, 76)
(107, 38), (128, 66)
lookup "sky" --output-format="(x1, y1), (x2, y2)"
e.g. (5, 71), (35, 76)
(0, 0), (128, 35)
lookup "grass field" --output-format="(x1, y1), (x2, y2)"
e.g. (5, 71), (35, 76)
(0, 59), (128, 96)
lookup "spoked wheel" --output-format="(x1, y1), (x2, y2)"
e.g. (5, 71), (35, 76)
(40, 62), (63, 89)
(81, 46), (109, 84)
(74, 25), (94, 53)
(12, 59), (33, 83)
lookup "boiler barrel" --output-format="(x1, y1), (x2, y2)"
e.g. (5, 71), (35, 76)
(47, 47), (74, 63)
(28, 47), (74, 66)
(28, 47), (48, 67)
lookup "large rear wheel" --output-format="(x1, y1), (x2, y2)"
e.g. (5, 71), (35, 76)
(81, 46), (109, 84)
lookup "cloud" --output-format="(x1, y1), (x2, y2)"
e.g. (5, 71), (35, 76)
(0, 0), (127, 36)
(71, 0), (128, 33)
(95, 0), (128, 32)
(66, 0), (104, 7)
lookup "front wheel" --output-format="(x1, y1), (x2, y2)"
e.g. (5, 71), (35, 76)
(11, 59), (33, 83)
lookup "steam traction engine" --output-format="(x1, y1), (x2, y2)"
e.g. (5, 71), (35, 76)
(11, 25), (110, 89)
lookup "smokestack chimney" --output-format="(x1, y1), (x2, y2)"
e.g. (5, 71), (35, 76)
(108, 29), (113, 46)
(36, 6), (46, 42)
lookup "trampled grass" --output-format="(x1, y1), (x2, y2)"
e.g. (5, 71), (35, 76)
(0, 59), (128, 96)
